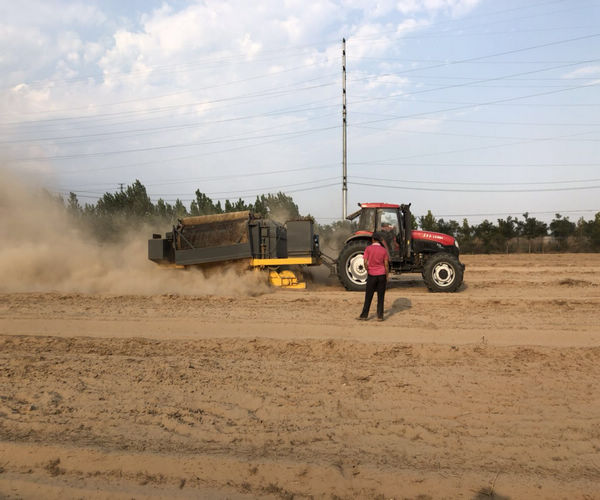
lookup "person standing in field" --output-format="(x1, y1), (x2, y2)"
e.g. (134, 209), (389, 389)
(358, 232), (389, 321)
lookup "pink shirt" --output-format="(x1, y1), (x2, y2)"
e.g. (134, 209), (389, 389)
(364, 242), (388, 276)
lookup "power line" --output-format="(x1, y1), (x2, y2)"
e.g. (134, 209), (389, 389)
(8, 1), (577, 95)
(151, 177), (340, 197)
(3, 94), (339, 142)
(352, 96), (600, 108)
(10, 121), (340, 162)
(349, 162), (599, 168)
(349, 181), (600, 193)
(58, 180), (340, 203)
(314, 208), (599, 221)
(352, 176), (600, 186)
(354, 77), (598, 86)
(56, 163), (340, 189)
(351, 0), (597, 43)
(7, 72), (596, 147)
(350, 0), (547, 40)
(6, 33), (599, 130)
(58, 177), (339, 197)
(143, 164), (339, 187)
(350, 112), (600, 128)
(1, 106), (339, 146)
(351, 124), (599, 143)
(347, 79), (600, 143)
(349, 129), (599, 165)
(5, 38), (598, 172)
(434, 209), (599, 218)
(347, 58), (600, 105)
(55, 162), (600, 190)
(353, 56), (593, 65)
(7, 50), (338, 92)
(59, 128), (339, 174)
(8, 76), (598, 163)
(0, 77), (338, 128)
(10, 63), (332, 119)
(349, 33), (600, 80)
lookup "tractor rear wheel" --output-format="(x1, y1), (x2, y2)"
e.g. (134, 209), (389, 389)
(338, 240), (369, 291)
(423, 252), (463, 293)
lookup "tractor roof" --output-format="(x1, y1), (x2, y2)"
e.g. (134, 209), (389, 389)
(359, 203), (400, 209)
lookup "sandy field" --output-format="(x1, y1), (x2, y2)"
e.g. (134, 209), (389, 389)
(1, 253), (599, 499)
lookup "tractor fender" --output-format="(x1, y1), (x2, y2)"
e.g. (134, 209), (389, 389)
(343, 231), (373, 246)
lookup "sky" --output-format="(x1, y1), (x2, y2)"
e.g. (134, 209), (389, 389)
(1, 0), (599, 225)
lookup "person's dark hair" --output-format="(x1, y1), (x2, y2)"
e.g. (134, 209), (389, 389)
(372, 231), (384, 243)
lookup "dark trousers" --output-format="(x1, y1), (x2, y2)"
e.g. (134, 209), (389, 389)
(360, 274), (387, 318)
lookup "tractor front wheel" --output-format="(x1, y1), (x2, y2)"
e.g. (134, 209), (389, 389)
(423, 252), (463, 293)
(338, 240), (369, 291)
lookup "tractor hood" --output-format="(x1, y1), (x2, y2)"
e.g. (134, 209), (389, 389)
(411, 230), (455, 247)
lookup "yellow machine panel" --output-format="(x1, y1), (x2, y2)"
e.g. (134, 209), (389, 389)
(268, 269), (306, 289)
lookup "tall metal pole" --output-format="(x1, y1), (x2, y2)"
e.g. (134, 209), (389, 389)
(342, 38), (347, 220)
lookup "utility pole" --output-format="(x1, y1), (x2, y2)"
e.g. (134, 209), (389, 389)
(119, 183), (124, 193)
(342, 38), (347, 220)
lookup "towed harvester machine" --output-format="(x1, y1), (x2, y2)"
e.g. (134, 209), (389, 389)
(148, 211), (321, 288)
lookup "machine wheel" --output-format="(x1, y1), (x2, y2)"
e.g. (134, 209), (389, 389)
(338, 240), (369, 291)
(423, 252), (463, 293)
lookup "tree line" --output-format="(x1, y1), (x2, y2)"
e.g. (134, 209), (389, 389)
(59, 180), (600, 252)
(416, 210), (600, 253)
(61, 180), (300, 241)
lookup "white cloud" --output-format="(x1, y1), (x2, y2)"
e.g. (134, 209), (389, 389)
(563, 65), (600, 79)
(57, 31), (84, 64)
(279, 15), (303, 42)
(0, 2), (106, 89)
(396, 0), (480, 16)
(0, 0), (484, 126)
(83, 42), (104, 64)
(364, 74), (409, 90)
(396, 0), (420, 15)
(239, 34), (262, 60)
(342, 0), (398, 18)
(1, 1), (105, 28)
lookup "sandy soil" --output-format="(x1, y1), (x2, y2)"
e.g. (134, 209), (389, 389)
(0, 253), (599, 499)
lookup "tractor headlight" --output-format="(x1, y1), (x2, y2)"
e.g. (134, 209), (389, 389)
(454, 240), (460, 250)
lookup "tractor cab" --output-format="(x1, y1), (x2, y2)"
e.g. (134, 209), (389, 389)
(348, 203), (412, 263)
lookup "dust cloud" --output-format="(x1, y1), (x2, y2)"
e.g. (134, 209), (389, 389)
(269, 207), (296, 225)
(0, 171), (270, 296)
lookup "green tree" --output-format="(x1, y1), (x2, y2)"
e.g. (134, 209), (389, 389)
(456, 218), (474, 253)
(252, 195), (268, 218)
(519, 212), (548, 253)
(254, 192), (300, 221)
(224, 198), (250, 213)
(67, 192), (82, 216)
(418, 210), (438, 231)
(189, 190), (221, 216)
(497, 216), (517, 253)
(409, 212), (417, 231)
(173, 199), (188, 219)
(437, 218), (459, 238)
(550, 213), (575, 251)
(582, 212), (600, 250)
(155, 198), (170, 219)
(474, 219), (499, 253)
(96, 180), (153, 218)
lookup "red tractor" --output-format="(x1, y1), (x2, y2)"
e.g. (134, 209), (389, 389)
(336, 203), (464, 292)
